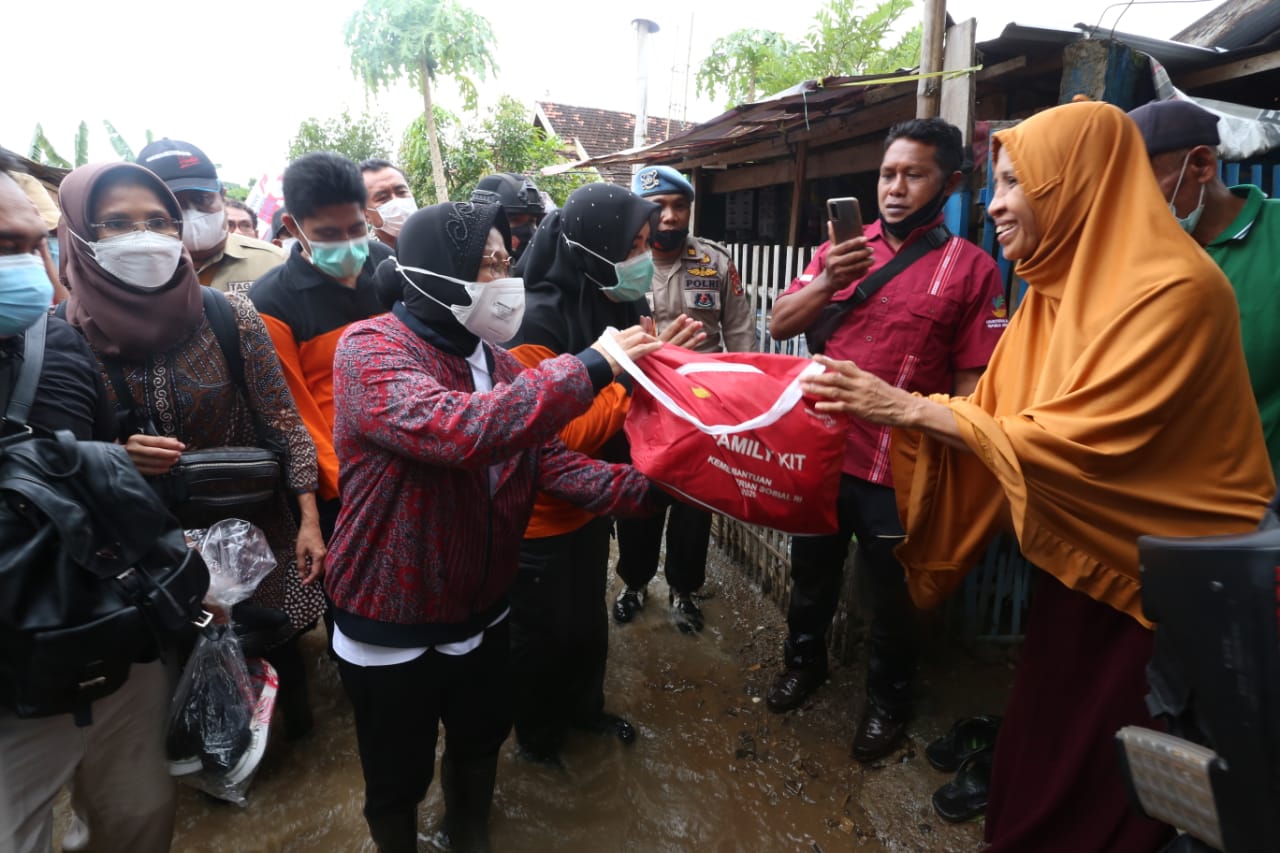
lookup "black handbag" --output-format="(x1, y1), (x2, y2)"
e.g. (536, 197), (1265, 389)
(0, 315), (210, 722)
(105, 289), (284, 526)
(804, 224), (951, 354)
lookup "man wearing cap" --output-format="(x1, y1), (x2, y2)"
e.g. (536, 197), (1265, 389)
(359, 158), (416, 252)
(136, 138), (285, 295)
(611, 164), (755, 635)
(1130, 99), (1280, 475)
(470, 173), (545, 263)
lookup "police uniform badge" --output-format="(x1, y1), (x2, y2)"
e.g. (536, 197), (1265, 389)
(693, 292), (716, 310)
(638, 169), (662, 192)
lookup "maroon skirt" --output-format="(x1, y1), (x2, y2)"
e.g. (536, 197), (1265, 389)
(984, 572), (1175, 852)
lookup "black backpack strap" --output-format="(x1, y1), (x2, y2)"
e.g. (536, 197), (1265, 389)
(839, 223), (951, 309)
(4, 314), (47, 432)
(200, 287), (246, 391)
(200, 287), (282, 454)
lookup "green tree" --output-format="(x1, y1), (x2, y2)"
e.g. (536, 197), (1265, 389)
(287, 110), (392, 164)
(697, 0), (922, 109)
(27, 120), (152, 168)
(696, 29), (802, 106)
(346, 0), (498, 203)
(399, 95), (591, 207)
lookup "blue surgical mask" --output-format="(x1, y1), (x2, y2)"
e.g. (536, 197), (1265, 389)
(1167, 150), (1207, 235)
(300, 231), (370, 279)
(564, 235), (654, 303)
(0, 253), (54, 336)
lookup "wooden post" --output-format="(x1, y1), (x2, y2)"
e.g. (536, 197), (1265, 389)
(941, 18), (977, 144)
(787, 142), (809, 248)
(1058, 39), (1153, 109)
(917, 0), (948, 118)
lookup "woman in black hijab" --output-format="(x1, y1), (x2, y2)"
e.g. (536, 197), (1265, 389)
(506, 184), (678, 764)
(327, 202), (664, 853)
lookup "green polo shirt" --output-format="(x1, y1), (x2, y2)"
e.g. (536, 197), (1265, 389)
(1206, 184), (1280, 475)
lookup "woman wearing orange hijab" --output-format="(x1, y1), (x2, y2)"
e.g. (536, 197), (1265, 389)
(800, 100), (1274, 850)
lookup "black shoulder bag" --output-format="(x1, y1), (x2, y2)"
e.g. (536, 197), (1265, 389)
(804, 224), (951, 354)
(0, 315), (210, 722)
(105, 288), (284, 528)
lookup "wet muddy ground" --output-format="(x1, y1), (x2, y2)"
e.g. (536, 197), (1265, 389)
(56, 543), (1013, 851)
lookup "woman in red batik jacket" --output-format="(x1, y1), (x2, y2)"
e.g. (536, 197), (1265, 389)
(325, 201), (666, 853)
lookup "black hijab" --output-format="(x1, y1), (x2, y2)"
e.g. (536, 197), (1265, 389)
(513, 183), (658, 354)
(373, 202), (510, 353)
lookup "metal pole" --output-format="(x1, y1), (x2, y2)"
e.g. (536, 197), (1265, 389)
(917, 0), (947, 118)
(632, 18), (660, 150)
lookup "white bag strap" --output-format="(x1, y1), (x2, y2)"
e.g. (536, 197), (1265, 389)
(599, 327), (825, 437)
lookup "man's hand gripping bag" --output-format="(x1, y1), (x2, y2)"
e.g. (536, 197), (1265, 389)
(600, 332), (845, 535)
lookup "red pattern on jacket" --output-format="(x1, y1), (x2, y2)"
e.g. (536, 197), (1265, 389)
(325, 313), (653, 642)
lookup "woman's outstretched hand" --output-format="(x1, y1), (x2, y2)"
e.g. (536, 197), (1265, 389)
(591, 325), (663, 376)
(642, 314), (706, 349)
(800, 355), (913, 426)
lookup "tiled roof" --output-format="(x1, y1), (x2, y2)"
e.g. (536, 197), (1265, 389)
(535, 102), (695, 185)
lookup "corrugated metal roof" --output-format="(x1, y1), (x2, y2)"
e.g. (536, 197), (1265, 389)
(543, 73), (917, 174)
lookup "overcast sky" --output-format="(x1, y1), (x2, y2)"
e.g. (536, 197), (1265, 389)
(3, 0), (1217, 185)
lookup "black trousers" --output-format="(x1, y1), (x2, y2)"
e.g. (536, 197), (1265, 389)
(337, 620), (512, 853)
(615, 502), (713, 595)
(508, 517), (611, 756)
(786, 474), (918, 716)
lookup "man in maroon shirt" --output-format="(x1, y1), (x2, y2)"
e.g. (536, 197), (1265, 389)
(767, 118), (1007, 762)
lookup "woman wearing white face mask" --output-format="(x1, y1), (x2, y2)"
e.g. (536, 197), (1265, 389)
(503, 184), (704, 767)
(327, 201), (667, 852)
(58, 162), (327, 739)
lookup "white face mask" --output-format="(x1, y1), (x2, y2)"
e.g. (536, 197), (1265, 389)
(373, 197), (417, 238)
(1167, 150), (1207, 235)
(72, 229), (184, 290)
(397, 263), (525, 344)
(182, 207), (227, 253)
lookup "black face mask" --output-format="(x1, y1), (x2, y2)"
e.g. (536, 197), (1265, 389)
(650, 228), (688, 253)
(881, 188), (949, 240)
(510, 222), (535, 249)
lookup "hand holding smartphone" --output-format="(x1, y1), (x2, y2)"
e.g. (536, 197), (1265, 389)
(827, 197), (864, 245)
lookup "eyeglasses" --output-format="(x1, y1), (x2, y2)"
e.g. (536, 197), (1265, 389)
(90, 217), (181, 238)
(480, 252), (511, 274)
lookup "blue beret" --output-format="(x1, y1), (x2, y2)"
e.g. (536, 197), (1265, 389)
(633, 165), (694, 199)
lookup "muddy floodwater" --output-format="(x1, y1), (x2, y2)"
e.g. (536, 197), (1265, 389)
(56, 544), (1012, 851)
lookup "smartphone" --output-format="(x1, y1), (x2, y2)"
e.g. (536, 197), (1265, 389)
(827, 197), (864, 244)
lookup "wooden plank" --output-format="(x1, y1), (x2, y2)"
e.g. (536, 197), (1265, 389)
(806, 140), (886, 181)
(708, 161), (795, 194)
(976, 55), (1027, 83)
(1178, 48), (1280, 89)
(942, 18), (978, 145)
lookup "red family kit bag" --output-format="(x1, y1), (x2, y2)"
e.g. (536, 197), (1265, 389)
(601, 332), (847, 535)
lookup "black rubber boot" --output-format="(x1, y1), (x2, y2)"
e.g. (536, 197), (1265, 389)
(439, 752), (497, 853)
(263, 635), (313, 740)
(365, 809), (418, 853)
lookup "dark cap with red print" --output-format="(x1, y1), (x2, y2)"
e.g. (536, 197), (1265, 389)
(136, 138), (221, 193)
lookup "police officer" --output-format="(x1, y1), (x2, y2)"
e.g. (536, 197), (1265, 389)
(470, 173), (545, 264)
(612, 164), (755, 634)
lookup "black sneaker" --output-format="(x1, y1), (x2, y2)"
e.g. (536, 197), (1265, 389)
(612, 587), (646, 623)
(670, 593), (704, 634)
